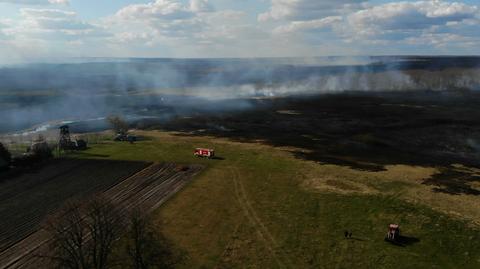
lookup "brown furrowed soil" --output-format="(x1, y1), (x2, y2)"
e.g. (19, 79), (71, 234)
(0, 159), (149, 253)
(0, 160), (203, 269)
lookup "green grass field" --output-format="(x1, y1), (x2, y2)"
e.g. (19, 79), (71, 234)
(74, 131), (480, 268)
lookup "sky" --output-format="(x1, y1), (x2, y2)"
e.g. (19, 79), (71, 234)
(0, 0), (479, 62)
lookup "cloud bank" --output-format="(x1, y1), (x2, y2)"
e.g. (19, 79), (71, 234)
(0, 0), (479, 62)
(0, 0), (69, 5)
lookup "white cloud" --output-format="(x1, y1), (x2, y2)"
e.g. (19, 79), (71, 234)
(1, 0), (480, 60)
(0, 24), (6, 40)
(273, 16), (342, 34)
(113, 31), (154, 44)
(0, 0), (69, 5)
(4, 8), (107, 43)
(48, 0), (68, 4)
(115, 0), (204, 21)
(261, 0), (480, 54)
(348, 1), (478, 32)
(190, 0), (214, 13)
(20, 8), (75, 18)
(104, 1), (284, 58)
(194, 10), (268, 43)
(110, 0), (219, 43)
(342, 0), (480, 49)
(259, 0), (364, 21)
(405, 32), (480, 49)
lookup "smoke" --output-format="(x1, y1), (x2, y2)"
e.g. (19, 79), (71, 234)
(1, 56), (479, 134)
(467, 139), (480, 154)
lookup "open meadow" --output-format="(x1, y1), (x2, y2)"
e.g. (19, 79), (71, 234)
(66, 130), (480, 269)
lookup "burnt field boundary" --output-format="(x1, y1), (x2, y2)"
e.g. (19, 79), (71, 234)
(0, 159), (204, 269)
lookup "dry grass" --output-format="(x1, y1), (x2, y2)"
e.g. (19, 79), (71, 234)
(303, 162), (480, 225)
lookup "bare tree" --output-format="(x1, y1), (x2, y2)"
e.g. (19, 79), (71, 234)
(87, 198), (123, 269)
(107, 116), (129, 135)
(45, 197), (124, 269)
(45, 200), (89, 269)
(45, 199), (180, 269)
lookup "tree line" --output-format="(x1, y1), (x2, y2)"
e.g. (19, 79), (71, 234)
(42, 196), (181, 269)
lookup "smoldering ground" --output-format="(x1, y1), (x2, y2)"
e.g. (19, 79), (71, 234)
(0, 56), (479, 134)
(159, 90), (480, 181)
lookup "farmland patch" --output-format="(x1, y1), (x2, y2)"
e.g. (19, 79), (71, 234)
(0, 160), (203, 268)
(0, 159), (150, 252)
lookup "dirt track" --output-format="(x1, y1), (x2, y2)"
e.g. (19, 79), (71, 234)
(0, 161), (203, 269)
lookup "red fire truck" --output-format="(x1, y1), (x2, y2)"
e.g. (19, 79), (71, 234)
(194, 148), (215, 158)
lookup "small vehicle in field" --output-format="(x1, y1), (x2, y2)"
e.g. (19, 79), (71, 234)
(385, 224), (400, 242)
(114, 133), (137, 143)
(194, 148), (215, 159)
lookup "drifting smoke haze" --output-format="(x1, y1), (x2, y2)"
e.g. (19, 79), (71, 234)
(1, 56), (480, 134)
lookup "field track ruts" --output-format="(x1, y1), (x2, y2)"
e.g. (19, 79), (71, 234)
(230, 168), (293, 268)
(0, 162), (204, 269)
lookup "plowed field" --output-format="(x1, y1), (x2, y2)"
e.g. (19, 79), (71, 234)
(0, 159), (203, 269)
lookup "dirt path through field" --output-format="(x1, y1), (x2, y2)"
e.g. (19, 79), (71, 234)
(228, 167), (293, 268)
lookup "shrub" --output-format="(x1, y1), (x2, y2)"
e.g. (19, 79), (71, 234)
(31, 141), (53, 159)
(0, 142), (11, 171)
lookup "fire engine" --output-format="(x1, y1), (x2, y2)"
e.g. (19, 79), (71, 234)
(194, 148), (215, 158)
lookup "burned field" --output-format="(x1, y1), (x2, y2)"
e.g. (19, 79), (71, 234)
(158, 91), (480, 166)
(0, 159), (203, 269)
(155, 90), (480, 196)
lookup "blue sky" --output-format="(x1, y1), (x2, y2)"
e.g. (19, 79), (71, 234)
(0, 0), (479, 62)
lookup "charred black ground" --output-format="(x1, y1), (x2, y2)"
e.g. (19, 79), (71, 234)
(142, 90), (480, 195)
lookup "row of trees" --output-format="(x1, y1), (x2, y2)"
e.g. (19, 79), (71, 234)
(1, 115), (126, 172)
(1, 115), (128, 172)
(44, 197), (180, 269)
(1, 138), (54, 169)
